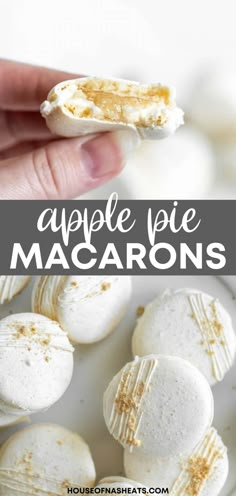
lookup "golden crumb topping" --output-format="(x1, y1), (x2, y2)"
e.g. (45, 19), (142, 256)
(70, 281), (78, 287)
(210, 302), (223, 336)
(136, 305), (145, 316)
(115, 372), (146, 416)
(185, 456), (212, 495)
(101, 282), (111, 291)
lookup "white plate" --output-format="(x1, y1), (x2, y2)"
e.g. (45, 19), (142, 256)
(0, 275), (235, 496)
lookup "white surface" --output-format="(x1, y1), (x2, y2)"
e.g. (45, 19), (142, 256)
(1, 0), (236, 94)
(0, 276), (235, 495)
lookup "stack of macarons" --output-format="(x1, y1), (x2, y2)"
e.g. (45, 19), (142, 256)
(103, 287), (236, 495)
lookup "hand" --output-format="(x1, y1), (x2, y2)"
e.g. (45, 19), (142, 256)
(0, 60), (139, 199)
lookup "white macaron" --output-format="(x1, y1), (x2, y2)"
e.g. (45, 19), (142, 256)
(97, 476), (148, 490)
(0, 276), (31, 304)
(32, 275), (132, 344)
(0, 423), (96, 495)
(188, 66), (236, 140)
(214, 141), (236, 181)
(0, 410), (27, 428)
(103, 355), (214, 457)
(124, 427), (228, 496)
(132, 288), (236, 385)
(0, 313), (74, 425)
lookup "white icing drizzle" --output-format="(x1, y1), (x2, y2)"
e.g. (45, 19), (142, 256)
(57, 276), (117, 306)
(0, 276), (27, 304)
(0, 467), (78, 495)
(170, 428), (225, 495)
(189, 293), (234, 381)
(0, 325), (73, 353)
(34, 275), (117, 316)
(34, 276), (67, 321)
(108, 358), (157, 452)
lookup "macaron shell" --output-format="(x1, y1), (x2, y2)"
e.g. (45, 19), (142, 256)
(97, 476), (148, 489)
(41, 76), (183, 140)
(0, 313), (74, 413)
(32, 275), (132, 344)
(43, 104), (182, 140)
(0, 276), (31, 304)
(124, 427), (228, 496)
(0, 409), (28, 428)
(132, 289), (236, 385)
(103, 355), (214, 457)
(0, 423), (96, 495)
(188, 68), (236, 140)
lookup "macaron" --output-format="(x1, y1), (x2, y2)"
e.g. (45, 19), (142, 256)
(0, 276), (31, 304)
(0, 423), (96, 495)
(40, 76), (183, 140)
(103, 355), (214, 457)
(214, 141), (236, 181)
(132, 288), (236, 385)
(97, 476), (148, 490)
(188, 66), (236, 140)
(32, 275), (132, 344)
(0, 313), (74, 425)
(0, 410), (28, 428)
(124, 427), (228, 496)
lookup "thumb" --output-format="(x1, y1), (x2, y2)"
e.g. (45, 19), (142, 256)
(0, 130), (140, 199)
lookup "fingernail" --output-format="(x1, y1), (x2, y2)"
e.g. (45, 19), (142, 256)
(80, 129), (141, 179)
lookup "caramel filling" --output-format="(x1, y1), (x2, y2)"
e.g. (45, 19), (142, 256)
(55, 79), (172, 126)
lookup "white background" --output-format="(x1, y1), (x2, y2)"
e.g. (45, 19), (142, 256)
(1, 0), (236, 100)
